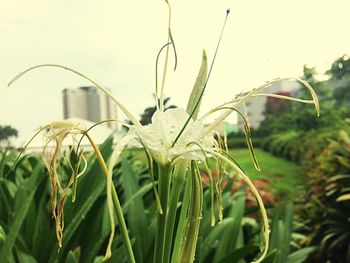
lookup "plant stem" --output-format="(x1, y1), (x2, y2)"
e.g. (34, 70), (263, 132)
(171, 171), (191, 263)
(163, 161), (188, 263)
(86, 133), (135, 263)
(179, 161), (203, 263)
(154, 164), (172, 263)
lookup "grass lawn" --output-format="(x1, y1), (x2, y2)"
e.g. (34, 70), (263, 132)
(228, 148), (305, 198)
(129, 148), (305, 199)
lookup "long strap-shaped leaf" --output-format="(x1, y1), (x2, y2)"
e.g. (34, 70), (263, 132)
(176, 161), (203, 263)
(0, 163), (44, 262)
(186, 50), (208, 120)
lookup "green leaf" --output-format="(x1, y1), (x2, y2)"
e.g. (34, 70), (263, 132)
(217, 245), (260, 263)
(80, 201), (111, 262)
(213, 191), (246, 262)
(198, 218), (233, 262)
(327, 174), (350, 183)
(0, 163), (44, 262)
(122, 181), (154, 212)
(15, 249), (38, 263)
(30, 177), (55, 262)
(287, 247), (316, 263)
(336, 193), (350, 202)
(186, 50), (208, 120)
(93, 256), (104, 263)
(261, 249), (278, 263)
(65, 250), (79, 263)
(0, 225), (5, 245)
(120, 157), (151, 263)
(0, 148), (8, 176)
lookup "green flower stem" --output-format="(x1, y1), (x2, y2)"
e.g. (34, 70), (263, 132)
(154, 163), (172, 263)
(171, 172), (191, 263)
(163, 161), (188, 263)
(179, 161), (203, 263)
(86, 133), (135, 263)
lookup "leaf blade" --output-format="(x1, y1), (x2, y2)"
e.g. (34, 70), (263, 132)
(186, 50), (208, 120)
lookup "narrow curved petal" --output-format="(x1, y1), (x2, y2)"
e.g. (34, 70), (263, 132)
(207, 150), (269, 263)
(201, 78), (320, 136)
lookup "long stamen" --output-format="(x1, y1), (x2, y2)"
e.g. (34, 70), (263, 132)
(207, 150), (269, 263)
(171, 9), (231, 147)
(159, 0), (173, 111)
(211, 106), (260, 170)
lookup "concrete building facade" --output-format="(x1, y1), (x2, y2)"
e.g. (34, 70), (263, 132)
(63, 86), (118, 130)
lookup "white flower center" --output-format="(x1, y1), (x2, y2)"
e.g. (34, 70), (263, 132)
(130, 108), (214, 165)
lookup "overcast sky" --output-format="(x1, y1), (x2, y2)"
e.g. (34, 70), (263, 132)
(1, 0), (350, 144)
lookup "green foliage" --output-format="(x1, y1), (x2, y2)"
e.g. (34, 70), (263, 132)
(196, 187), (314, 263)
(0, 138), (120, 262)
(333, 84), (350, 106)
(0, 160), (45, 262)
(0, 141), (319, 263)
(261, 127), (343, 165)
(120, 157), (152, 263)
(227, 136), (263, 150)
(300, 129), (350, 263)
(261, 126), (350, 262)
(255, 59), (350, 261)
(254, 61), (349, 138)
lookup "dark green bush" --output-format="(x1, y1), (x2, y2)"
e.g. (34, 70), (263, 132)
(301, 129), (350, 263)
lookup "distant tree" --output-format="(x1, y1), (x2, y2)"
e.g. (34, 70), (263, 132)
(303, 65), (318, 87)
(0, 125), (18, 143)
(301, 65), (331, 99)
(139, 97), (177, 125)
(326, 54), (350, 80)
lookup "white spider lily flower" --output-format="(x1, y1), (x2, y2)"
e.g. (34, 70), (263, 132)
(8, 61), (320, 263)
(128, 108), (215, 165)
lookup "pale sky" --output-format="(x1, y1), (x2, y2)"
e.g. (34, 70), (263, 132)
(1, 0), (350, 144)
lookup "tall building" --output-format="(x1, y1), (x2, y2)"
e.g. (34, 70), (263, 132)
(63, 86), (118, 130)
(237, 80), (301, 131)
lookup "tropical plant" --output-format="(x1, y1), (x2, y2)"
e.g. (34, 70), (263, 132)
(301, 129), (350, 263)
(0, 147), (316, 263)
(2, 1), (320, 263)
